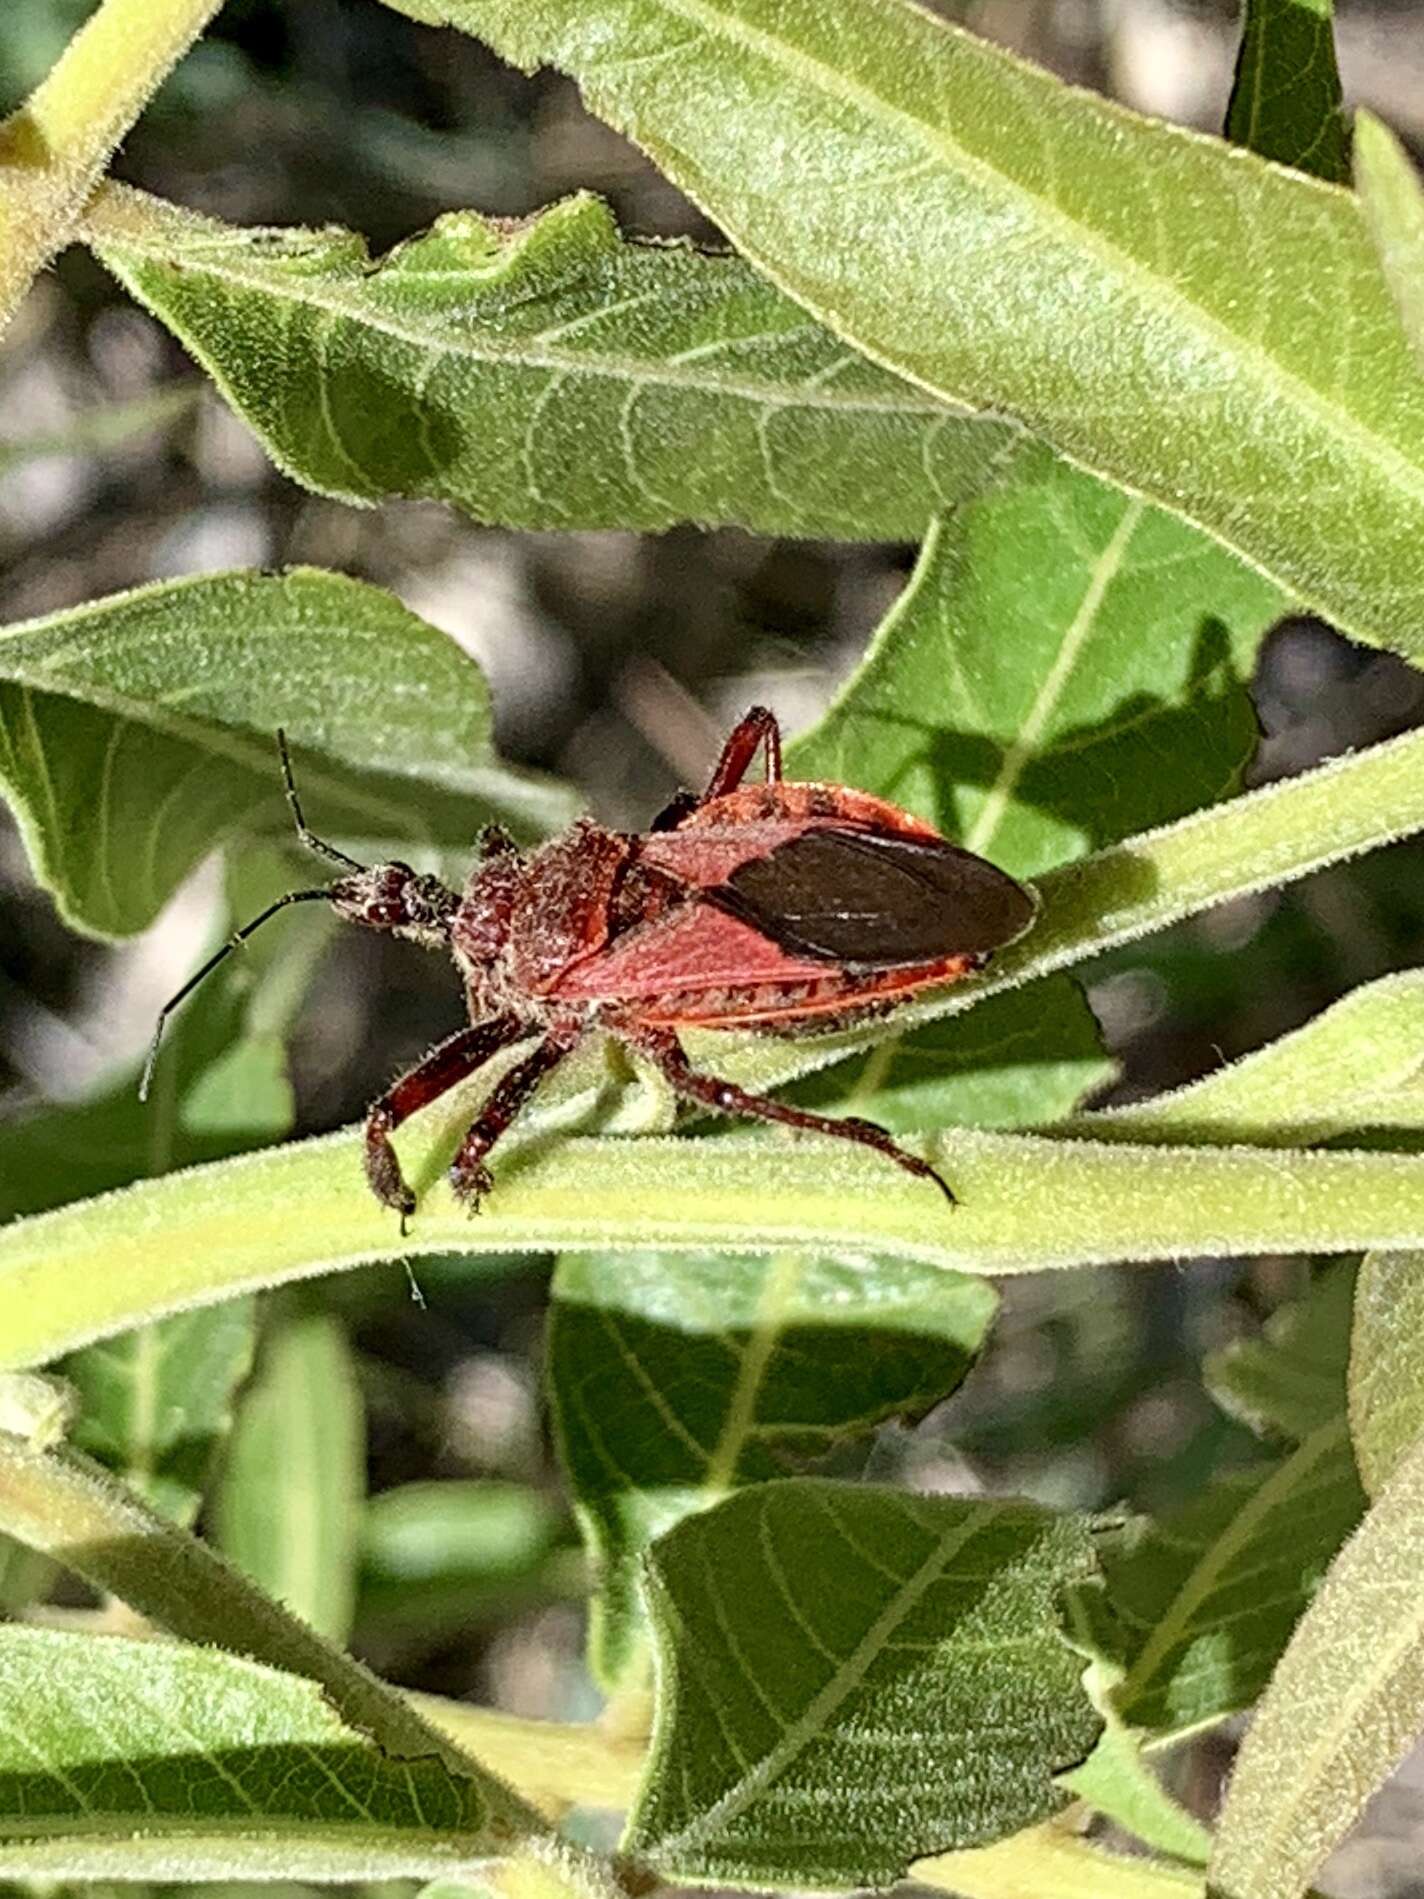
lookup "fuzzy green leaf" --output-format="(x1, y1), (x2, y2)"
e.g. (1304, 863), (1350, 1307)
(624, 1480), (1100, 1885)
(1348, 1248), (1424, 1497)
(550, 1248), (996, 1686)
(1210, 1431), (1424, 1899)
(1081, 971), (1424, 1147)
(1226, 0), (1347, 183)
(0, 567), (572, 938)
(215, 1307), (365, 1644)
(408, 0), (1424, 657)
(0, 1625), (526, 1881)
(84, 183), (1025, 540)
(1354, 110), (1424, 374)
(1205, 1265), (1355, 1444)
(1104, 1418), (1363, 1738)
(789, 474), (1278, 880)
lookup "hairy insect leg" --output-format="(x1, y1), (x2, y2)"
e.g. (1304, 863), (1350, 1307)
(447, 1022), (582, 1210)
(622, 1024), (956, 1204)
(649, 705), (783, 831)
(365, 1015), (523, 1228)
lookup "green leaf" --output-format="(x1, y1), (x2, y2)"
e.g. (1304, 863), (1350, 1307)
(412, 0), (1424, 658)
(623, 1480), (1100, 1885)
(549, 1248), (996, 1686)
(0, 566), (572, 938)
(359, 1480), (565, 1665)
(1104, 1418), (1363, 1737)
(0, 1432), (540, 1816)
(1210, 1430), (1424, 1899)
(84, 182), (1026, 541)
(783, 979), (1114, 1135)
(1080, 971), (1424, 1146)
(65, 1302), (257, 1525)
(1225, 0), (1347, 183)
(1348, 1248), (1424, 1497)
(5, 725), (1424, 1367)
(0, 1625), (524, 1881)
(789, 476), (1278, 880)
(215, 1306), (366, 1644)
(1204, 1265), (1355, 1444)
(1354, 110), (1424, 373)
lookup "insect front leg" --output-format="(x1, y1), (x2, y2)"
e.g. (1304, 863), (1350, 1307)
(649, 705), (782, 830)
(621, 1024), (956, 1204)
(448, 1021), (582, 1210)
(365, 1015), (523, 1227)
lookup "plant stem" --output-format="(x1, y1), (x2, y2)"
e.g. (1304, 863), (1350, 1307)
(0, 0), (223, 336)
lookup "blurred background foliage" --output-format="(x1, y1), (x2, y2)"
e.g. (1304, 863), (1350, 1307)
(2, 1), (1424, 1887)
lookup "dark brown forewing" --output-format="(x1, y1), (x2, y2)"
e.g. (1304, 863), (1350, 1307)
(712, 828), (1037, 966)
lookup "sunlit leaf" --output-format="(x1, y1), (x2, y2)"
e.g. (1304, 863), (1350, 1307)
(1348, 1248), (1424, 1497)
(215, 1305), (365, 1643)
(1354, 110), (1424, 374)
(624, 1480), (1100, 1884)
(85, 183), (1026, 541)
(0, 1625), (529, 1881)
(409, 0), (1424, 657)
(1210, 1432), (1424, 1899)
(549, 1248), (996, 1685)
(0, 567), (572, 937)
(1225, 0), (1347, 182)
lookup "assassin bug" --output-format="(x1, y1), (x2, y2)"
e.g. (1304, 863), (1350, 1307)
(142, 707), (1036, 1219)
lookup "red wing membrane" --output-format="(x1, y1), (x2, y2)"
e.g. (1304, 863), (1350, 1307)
(711, 828), (1036, 967)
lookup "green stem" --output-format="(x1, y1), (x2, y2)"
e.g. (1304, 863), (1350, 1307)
(0, 0), (222, 335)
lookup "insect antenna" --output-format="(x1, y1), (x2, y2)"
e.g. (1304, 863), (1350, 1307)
(276, 727), (365, 873)
(138, 886), (331, 1101)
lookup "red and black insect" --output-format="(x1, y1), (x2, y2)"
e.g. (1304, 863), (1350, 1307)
(143, 707), (1036, 1218)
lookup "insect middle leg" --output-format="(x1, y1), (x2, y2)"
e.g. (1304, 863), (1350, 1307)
(621, 1024), (955, 1203)
(365, 1015), (523, 1225)
(447, 1020), (583, 1209)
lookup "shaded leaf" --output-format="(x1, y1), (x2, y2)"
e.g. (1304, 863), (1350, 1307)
(1355, 110), (1424, 374)
(549, 1248), (996, 1685)
(624, 1480), (1100, 1885)
(1226, 0), (1347, 182)
(1348, 1247), (1424, 1497)
(1104, 1418), (1363, 1737)
(412, 0), (1424, 656)
(0, 566), (572, 937)
(1205, 1264), (1354, 1444)
(0, 1625), (525, 1880)
(1210, 1431), (1424, 1899)
(215, 1306), (366, 1644)
(783, 979), (1114, 1135)
(789, 473), (1278, 881)
(85, 183), (1026, 541)
(66, 1302), (257, 1526)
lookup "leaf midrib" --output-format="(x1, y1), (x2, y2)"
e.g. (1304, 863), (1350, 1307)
(636, 0), (1424, 506)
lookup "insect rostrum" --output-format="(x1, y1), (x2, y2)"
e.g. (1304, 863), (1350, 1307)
(146, 706), (1037, 1219)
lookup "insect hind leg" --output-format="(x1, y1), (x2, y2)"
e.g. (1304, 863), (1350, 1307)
(621, 1024), (955, 1203)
